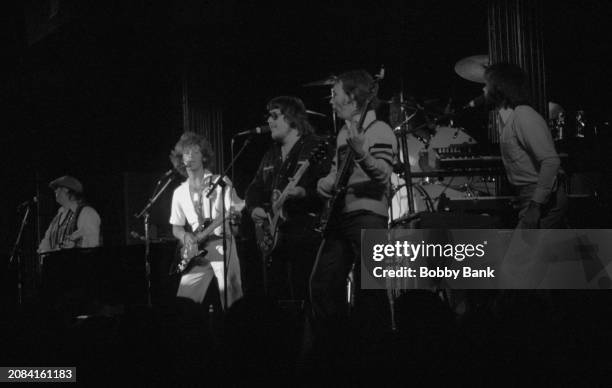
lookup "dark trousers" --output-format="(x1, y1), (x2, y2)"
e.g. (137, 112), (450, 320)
(515, 177), (568, 229)
(268, 223), (320, 302)
(309, 211), (391, 344)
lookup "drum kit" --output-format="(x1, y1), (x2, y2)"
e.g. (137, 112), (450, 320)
(301, 57), (500, 226)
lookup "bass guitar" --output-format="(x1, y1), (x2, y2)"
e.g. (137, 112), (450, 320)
(316, 86), (379, 234)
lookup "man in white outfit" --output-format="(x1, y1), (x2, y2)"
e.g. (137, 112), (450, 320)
(169, 132), (243, 309)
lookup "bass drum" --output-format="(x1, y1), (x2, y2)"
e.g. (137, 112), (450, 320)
(389, 173), (466, 221)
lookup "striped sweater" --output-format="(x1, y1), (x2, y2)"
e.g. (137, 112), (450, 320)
(320, 110), (398, 217)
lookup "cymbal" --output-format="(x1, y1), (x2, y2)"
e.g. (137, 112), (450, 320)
(306, 109), (327, 118)
(454, 55), (490, 83)
(303, 76), (337, 87)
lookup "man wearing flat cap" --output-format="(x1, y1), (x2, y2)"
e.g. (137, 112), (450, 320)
(38, 175), (101, 253)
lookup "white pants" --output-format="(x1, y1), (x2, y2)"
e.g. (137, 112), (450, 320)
(177, 237), (242, 309)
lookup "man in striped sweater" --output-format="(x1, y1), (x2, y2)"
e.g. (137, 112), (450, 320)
(310, 70), (398, 348)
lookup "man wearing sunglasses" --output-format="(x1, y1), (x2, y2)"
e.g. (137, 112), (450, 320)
(245, 96), (332, 304)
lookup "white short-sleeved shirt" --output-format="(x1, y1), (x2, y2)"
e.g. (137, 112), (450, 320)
(170, 172), (244, 235)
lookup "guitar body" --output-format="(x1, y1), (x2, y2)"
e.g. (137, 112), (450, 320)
(254, 189), (283, 262)
(172, 237), (225, 275)
(169, 219), (226, 275)
(317, 189), (343, 233)
(254, 141), (329, 267)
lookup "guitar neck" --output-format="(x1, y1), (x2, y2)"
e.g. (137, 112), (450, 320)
(332, 101), (374, 191)
(273, 160), (311, 211)
(334, 148), (356, 190)
(194, 216), (225, 242)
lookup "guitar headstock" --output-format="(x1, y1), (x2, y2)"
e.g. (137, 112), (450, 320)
(308, 141), (330, 164)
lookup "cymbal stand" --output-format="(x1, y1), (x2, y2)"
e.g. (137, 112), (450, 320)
(393, 109), (419, 216)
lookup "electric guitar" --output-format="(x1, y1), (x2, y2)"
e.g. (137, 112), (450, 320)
(254, 141), (328, 265)
(169, 216), (226, 275)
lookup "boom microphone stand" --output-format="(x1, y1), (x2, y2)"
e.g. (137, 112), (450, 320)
(206, 137), (252, 310)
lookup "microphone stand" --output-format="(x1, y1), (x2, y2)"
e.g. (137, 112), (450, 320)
(9, 203), (33, 306)
(332, 110), (338, 134)
(206, 137), (252, 310)
(135, 174), (176, 307)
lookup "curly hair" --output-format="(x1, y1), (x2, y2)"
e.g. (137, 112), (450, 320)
(336, 69), (380, 111)
(169, 131), (215, 177)
(266, 96), (314, 136)
(484, 63), (531, 109)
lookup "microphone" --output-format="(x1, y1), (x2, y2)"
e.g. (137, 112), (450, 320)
(463, 95), (486, 109)
(155, 168), (179, 184)
(160, 168), (177, 178)
(233, 125), (270, 137)
(17, 196), (38, 209)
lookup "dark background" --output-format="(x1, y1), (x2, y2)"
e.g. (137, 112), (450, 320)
(3, 0), (611, 252)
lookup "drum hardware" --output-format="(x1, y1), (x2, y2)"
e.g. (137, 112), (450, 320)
(382, 95), (440, 105)
(303, 75), (338, 133)
(390, 182), (405, 196)
(396, 125), (417, 215)
(550, 107), (604, 141)
(391, 94), (434, 216)
(392, 117), (496, 221)
(551, 111), (566, 141)
(392, 110), (419, 132)
(575, 110), (586, 138)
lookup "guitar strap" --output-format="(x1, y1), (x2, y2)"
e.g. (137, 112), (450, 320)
(272, 137), (307, 192)
(338, 119), (379, 186)
(48, 208), (73, 250)
(48, 203), (87, 250)
(189, 175), (215, 232)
